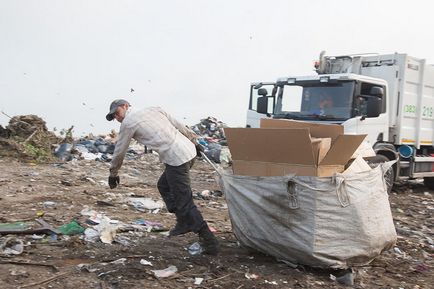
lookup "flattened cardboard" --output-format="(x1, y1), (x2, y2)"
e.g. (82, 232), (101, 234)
(224, 128), (316, 165)
(260, 119), (343, 142)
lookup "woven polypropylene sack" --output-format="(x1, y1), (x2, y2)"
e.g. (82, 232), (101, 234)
(219, 163), (397, 269)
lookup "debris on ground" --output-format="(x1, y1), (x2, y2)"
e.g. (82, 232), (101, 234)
(151, 265), (178, 278)
(188, 242), (204, 256)
(0, 237), (24, 255)
(0, 115), (433, 288)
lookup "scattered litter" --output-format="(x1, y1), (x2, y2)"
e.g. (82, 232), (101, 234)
(80, 207), (105, 225)
(43, 201), (56, 208)
(194, 277), (204, 285)
(394, 247), (403, 254)
(54, 143), (73, 161)
(114, 235), (131, 246)
(126, 197), (164, 212)
(85, 177), (97, 185)
(110, 258), (127, 265)
(413, 263), (430, 273)
(96, 200), (115, 207)
(96, 219), (117, 244)
(31, 234), (45, 240)
(9, 269), (29, 277)
(188, 242), (204, 256)
(332, 269), (355, 286)
(140, 259), (153, 266)
(50, 234), (58, 242)
(60, 180), (72, 186)
(80, 206), (118, 225)
(194, 190), (224, 200)
(151, 265), (178, 278)
(209, 226), (217, 233)
(83, 228), (99, 242)
(201, 190), (211, 198)
(245, 273), (259, 280)
(133, 219), (166, 232)
(57, 220), (85, 235)
(0, 222), (30, 231)
(264, 280), (278, 285)
(77, 263), (99, 273)
(0, 237), (24, 255)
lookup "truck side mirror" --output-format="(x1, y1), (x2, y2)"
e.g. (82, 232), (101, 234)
(257, 88), (268, 96)
(366, 96), (382, 117)
(370, 86), (384, 97)
(257, 96), (269, 114)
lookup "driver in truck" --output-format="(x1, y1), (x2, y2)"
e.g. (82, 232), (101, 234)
(312, 94), (333, 115)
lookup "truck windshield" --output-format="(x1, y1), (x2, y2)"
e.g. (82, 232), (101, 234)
(274, 81), (355, 121)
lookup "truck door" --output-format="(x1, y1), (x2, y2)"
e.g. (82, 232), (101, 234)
(354, 82), (389, 146)
(246, 84), (275, 128)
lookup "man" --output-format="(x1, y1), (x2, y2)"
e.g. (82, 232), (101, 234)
(105, 99), (219, 255)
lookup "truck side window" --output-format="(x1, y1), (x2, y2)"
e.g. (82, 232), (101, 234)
(356, 82), (386, 115)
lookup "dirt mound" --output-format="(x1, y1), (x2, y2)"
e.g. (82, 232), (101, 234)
(0, 115), (59, 162)
(8, 115), (48, 138)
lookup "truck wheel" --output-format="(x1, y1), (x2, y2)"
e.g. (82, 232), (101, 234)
(424, 177), (434, 190)
(367, 155), (394, 194)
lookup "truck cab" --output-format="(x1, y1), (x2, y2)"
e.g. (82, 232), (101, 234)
(248, 74), (388, 147)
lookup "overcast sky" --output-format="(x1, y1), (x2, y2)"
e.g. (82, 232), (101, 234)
(1, 0), (433, 136)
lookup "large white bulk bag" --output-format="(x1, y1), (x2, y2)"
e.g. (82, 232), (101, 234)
(219, 163), (397, 269)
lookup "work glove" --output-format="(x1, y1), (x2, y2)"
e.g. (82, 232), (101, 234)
(108, 176), (120, 189)
(195, 144), (204, 158)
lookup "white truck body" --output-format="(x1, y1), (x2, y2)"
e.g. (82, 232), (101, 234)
(333, 53), (434, 149)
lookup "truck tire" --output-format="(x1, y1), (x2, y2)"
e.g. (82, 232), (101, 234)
(424, 177), (434, 190)
(367, 154), (394, 194)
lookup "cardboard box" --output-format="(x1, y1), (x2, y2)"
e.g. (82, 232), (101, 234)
(225, 120), (366, 177)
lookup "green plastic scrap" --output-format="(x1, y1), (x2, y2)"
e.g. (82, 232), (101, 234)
(0, 222), (31, 230)
(57, 220), (85, 235)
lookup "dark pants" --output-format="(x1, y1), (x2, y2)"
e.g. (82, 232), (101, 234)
(157, 160), (205, 233)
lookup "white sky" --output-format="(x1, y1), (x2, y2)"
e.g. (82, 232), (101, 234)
(1, 0), (434, 136)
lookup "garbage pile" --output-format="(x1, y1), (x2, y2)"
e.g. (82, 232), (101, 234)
(0, 115), (59, 162)
(191, 117), (231, 165)
(0, 114), (229, 164)
(55, 136), (145, 162)
(191, 116), (226, 142)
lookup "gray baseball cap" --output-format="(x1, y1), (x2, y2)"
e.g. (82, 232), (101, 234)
(106, 99), (130, 121)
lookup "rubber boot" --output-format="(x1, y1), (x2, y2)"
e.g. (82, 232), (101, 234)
(198, 225), (220, 255)
(169, 222), (192, 237)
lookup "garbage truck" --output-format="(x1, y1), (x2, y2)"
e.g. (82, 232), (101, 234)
(247, 52), (434, 191)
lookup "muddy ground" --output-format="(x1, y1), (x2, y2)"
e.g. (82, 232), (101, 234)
(0, 155), (432, 289)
